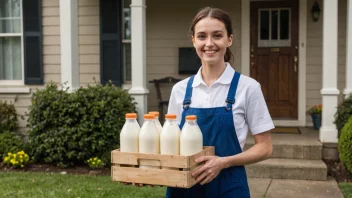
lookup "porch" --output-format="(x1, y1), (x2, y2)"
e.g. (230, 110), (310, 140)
(245, 127), (333, 180)
(55, 0), (352, 145)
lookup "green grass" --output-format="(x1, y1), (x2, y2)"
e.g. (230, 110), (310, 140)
(0, 172), (166, 198)
(339, 182), (352, 198)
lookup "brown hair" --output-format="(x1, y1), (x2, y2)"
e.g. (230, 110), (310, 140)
(190, 7), (234, 63)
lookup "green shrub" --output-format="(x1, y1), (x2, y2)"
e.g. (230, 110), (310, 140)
(338, 116), (352, 174)
(334, 94), (352, 137)
(0, 101), (19, 133)
(0, 131), (25, 162)
(27, 82), (137, 167)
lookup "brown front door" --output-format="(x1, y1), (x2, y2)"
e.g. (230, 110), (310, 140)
(250, 0), (299, 119)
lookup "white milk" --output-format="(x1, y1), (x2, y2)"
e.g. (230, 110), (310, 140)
(180, 115), (203, 156)
(139, 114), (160, 169)
(120, 113), (140, 153)
(160, 114), (180, 170)
(149, 111), (162, 134)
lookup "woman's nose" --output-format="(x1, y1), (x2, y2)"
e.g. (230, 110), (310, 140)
(205, 37), (214, 47)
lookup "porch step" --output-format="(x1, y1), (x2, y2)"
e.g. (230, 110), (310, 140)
(244, 133), (323, 160)
(245, 158), (327, 181)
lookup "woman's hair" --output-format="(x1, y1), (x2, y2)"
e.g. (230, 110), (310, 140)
(190, 7), (234, 63)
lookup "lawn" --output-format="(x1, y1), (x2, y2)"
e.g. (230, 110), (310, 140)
(339, 182), (352, 198)
(0, 172), (166, 198)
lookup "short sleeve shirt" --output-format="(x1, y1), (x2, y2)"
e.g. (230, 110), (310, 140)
(167, 63), (275, 150)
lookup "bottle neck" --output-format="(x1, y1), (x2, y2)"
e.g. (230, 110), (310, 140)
(165, 118), (176, 123)
(186, 120), (197, 124)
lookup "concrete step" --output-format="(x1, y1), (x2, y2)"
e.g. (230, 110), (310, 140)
(245, 158), (327, 181)
(244, 133), (323, 160)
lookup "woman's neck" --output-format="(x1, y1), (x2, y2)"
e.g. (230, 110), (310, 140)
(201, 61), (227, 87)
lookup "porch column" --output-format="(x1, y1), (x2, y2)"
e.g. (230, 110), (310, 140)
(320, 0), (339, 143)
(129, 0), (149, 122)
(60, 0), (79, 91)
(345, 0), (352, 97)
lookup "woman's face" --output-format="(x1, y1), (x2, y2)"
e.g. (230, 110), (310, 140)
(192, 17), (233, 65)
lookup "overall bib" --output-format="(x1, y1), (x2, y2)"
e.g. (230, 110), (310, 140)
(166, 71), (250, 198)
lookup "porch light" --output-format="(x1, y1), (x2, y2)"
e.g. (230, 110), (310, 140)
(311, 0), (321, 22)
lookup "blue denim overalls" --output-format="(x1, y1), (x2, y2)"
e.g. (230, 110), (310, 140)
(166, 71), (250, 198)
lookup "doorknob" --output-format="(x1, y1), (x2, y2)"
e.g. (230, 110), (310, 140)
(294, 56), (298, 73)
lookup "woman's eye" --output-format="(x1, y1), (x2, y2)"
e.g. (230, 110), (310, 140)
(197, 35), (206, 39)
(214, 34), (223, 38)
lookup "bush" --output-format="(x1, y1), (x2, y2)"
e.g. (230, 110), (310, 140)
(334, 94), (352, 137)
(27, 82), (137, 167)
(0, 131), (25, 162)
(338, 117), (352, 174)
(0, 101), (19, 133)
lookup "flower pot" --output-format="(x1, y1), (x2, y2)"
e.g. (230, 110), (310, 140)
(311, 114), (321, 130)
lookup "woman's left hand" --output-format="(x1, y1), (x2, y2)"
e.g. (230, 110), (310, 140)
(191, 156), (227, 185)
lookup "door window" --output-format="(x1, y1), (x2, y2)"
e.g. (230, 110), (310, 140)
(258, 8), (291, 47)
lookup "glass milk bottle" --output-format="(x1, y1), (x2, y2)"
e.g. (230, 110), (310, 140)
(120, 113), (140, 153)
(160, 114), (181, 170)
(149, 111), (162, 134)
(180, 115), (203, 156)
(139, 114), (160, 169)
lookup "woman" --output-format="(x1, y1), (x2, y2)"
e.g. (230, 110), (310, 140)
(166, 7), (274, 198)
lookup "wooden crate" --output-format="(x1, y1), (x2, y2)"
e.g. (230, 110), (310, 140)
(111, 146), (215, 188)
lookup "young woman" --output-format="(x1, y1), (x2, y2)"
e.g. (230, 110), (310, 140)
(166, 7), (274, 198)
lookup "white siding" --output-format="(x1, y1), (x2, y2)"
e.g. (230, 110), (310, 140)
(78, 0), (100, 86)
(146, 0), (242, 113)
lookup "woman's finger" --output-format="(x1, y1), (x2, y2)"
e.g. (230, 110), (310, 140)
(200, 174), (213, 185)
(196, 169), (209, 183)
(192, 164), (209, 178)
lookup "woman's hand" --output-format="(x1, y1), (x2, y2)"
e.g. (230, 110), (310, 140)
(191, 156), (227, 185)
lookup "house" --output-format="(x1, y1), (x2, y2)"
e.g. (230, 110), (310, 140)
(0, 0), (350, 150)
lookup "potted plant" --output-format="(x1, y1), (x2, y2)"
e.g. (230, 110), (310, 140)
(307, 104), (322, 130)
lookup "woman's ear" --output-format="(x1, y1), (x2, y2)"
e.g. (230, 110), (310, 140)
(192, 36), (195, 47)
(228, 34), (233, 47)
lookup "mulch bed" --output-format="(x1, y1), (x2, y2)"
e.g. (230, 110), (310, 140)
(324, 159), (352, 183)
(0, 163), (111, 176)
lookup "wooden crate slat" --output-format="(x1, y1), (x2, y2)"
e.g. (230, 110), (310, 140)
(111, 146), (215, 188)
(112, 166), (197, 188)
(111, 151), (188, 168)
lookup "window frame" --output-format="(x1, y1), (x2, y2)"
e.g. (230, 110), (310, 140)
(257, 8), (291, 47)
(122, 0), (131, 84)
(0, 0), (25, 85)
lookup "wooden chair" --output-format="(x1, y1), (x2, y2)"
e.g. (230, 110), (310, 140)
(149, 76), (182, 123)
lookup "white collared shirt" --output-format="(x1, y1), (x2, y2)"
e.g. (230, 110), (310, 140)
(167, 63), (275, 150)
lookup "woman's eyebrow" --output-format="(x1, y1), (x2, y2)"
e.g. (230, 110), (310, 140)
(196, 30), (224, 34)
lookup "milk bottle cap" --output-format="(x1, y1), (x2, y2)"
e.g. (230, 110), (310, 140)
(185, 115), (197, 120)
(125, 113), (137, 119)
(165, 114), (177, 119)
(149, 111), (159, 116)
(144, 114), (155, 119)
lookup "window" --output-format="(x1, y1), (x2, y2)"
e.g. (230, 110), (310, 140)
(0, 0), (23, 84)
(122, 0), (131, 83)
(258, 8), (291, 47)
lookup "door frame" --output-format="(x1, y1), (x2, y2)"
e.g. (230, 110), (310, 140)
(241, 0), (307, 127)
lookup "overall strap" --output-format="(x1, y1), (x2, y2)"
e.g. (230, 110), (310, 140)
(183, 75), (195, 109)
(226, 71), (241, 111)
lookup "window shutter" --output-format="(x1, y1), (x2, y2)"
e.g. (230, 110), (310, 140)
(100, 0), (122, 86)
(23, 0), (43, 85)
